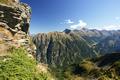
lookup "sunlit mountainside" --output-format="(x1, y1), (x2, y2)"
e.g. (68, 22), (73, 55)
(1, 0), (120, 80)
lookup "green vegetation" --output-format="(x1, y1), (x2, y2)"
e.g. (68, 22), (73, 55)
(62, 60), (96, 80)
(0, 47), (53, 80)
(51, 59), (120, 80)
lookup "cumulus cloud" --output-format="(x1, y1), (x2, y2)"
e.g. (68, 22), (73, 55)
(66, 19), (120, 30)
(65, 19), (74, 24)
(70, 20), (87, 29)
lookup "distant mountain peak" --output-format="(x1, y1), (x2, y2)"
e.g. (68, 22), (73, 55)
(63, 29), (71, 34)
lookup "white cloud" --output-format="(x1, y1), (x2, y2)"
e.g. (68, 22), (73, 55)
(65, 19), (74, 24)
(66, 19), (120, 30)
(92, 25), (120, 30)
(103, 25), (120, 30)
(115, 17), (120, 20)
(70, 20), (87, 29)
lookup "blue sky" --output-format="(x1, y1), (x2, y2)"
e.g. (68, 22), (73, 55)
(21, 0), (120, 34)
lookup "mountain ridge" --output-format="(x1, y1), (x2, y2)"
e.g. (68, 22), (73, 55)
(33, 31), (98, 67)
(33, 28), (120, 68)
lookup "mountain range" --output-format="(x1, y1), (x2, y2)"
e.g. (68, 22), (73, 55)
(1, 0), (120, 79)
(33, 28), (120, 68)
(32, 28), (120, 79)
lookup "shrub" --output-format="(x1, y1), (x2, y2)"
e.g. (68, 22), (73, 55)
(72, 60), (95, 76)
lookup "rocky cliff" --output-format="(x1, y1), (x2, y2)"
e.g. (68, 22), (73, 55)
(0, 0), (35, 55)
(0, 1), (56, 80)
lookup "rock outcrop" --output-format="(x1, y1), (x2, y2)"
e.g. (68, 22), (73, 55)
(0, 0), (35, 55)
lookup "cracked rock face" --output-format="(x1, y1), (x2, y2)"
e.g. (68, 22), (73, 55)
(0, 1), (35, 55)
(0, 2), (31, 35)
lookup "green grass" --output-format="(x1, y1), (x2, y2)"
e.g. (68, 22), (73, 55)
(0, 47), (53, 80)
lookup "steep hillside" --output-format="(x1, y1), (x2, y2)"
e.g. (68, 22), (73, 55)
(33, 32), (98, 67)
(0, 1), (55, 80)
(33, 28), (120, 79)
(0, 47), (54, 80)
(61, 53), (120, 80)
(33, 28), (120, 67)
(95, 35), (120, 54)
(95, 53), (120, 67)
(64, 28), (120, 54)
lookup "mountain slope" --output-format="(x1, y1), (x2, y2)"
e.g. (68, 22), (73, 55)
(95, 35), (120, 54)
(62, 53), (120, 80)
(33, 32), (97, 67)
(64, 28), (120, 54)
